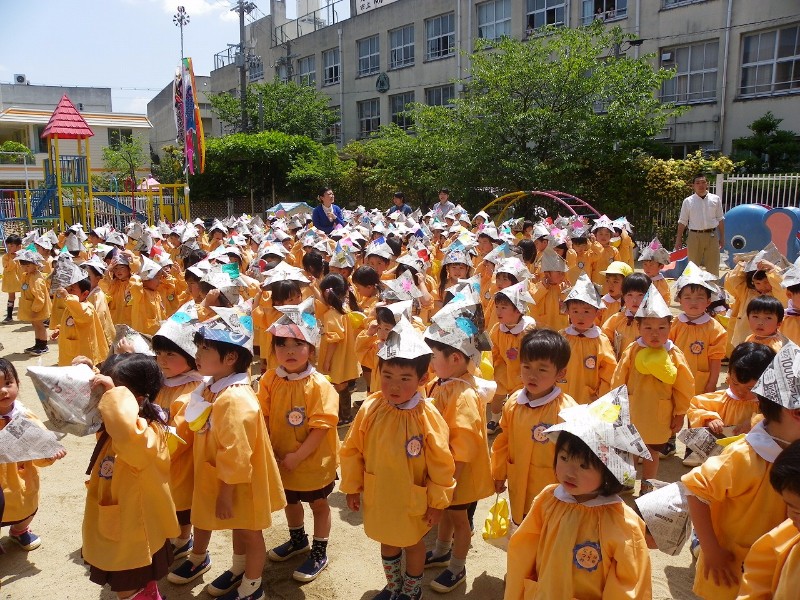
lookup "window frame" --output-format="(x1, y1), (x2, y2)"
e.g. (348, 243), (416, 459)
(390, 91), (415, 130)
(581, 0), (627, 26)
(297, 55), (316, 86)
(425, 84), (456, 107)
(477, 0), (512, 42)
(425, 13), (455, 61)
(389, 24), (415, 70)
(322, 48), (341, 86)
(740, 24), (800, 98)
(107, 128), (133, 148)
(357, 34), (381, 77)
(525, 0), (565, 33)
(358, 98), (381, 138)
(660, 40), (719, 104)
(326, 105), (342, 144)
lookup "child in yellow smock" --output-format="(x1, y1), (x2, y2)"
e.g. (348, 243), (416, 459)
(505, 386), (653, 600)
(530, 247), (569, 331)
(602, 272), (650, 359)
(52, 274), (109, 367)
(82, 353), (179, 600)
(595, 261), (631, 325)
(492, 330), (578, 524)
(2, 234), (22, 321)
(259, 298), (340, 584)
(82, 256), (116, 348)
(682, 342), (800, 600)
(589, 215), (620, 291)
(613, 217), (636, 268)
(356, 301), (413, 394)
(340, 318), (456, 600)
(107, 252), (134, 327)
(253, 271), (305, 371)
(779, 264), (800, 345)
(130, 256), (167, 336)
(639, 237), (672, 306)
(745, 295), (789, 352)
(561, 274), (617, 404)
(15, 249), (52, 356)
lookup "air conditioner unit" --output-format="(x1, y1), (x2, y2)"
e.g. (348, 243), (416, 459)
(661, 52), (673, 62)
(14, 74), (28, 84)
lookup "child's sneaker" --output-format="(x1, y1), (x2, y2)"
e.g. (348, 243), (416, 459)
(219, 586), (264, 600)
(396, 590), (422, 600)
(167, 552), (212, 584)
(659, 439), (676, 458)
(206, 570), (244, 597)
(10, 530), (41, 551)
(430, 568), (466, 593)
(293, 553), (329, 582)
(27, 345), (49, 356)
(486, 420), (500, 436)
(424, 550), (451, 568)
(268, 537), (310, 561)
(682, 453), (703, 468)
(171, 535), (194, 561)
(372, 588), (396, 600)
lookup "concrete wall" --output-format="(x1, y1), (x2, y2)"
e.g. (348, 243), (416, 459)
(0, 84), (112, 112)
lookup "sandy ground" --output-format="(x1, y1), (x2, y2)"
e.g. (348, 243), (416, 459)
(0, 271), (703, 599)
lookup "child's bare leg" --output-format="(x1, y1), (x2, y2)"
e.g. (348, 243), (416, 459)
(8, 513), (35, 535)
(235, 529), (266, 595)
(310, 498), (331, 539)
(285, 502), (305, 528)
(399, 539), (426, 596)
(490, 394), (505, 416)
(32, 320), (46, 340)
(179, 524), (192, 539)
(192, 528), (212, 555)
(450, 509), (471, 564)
(642, 445), (661, 480)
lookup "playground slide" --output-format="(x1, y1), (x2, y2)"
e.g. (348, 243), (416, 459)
(92, 193), (148, 222)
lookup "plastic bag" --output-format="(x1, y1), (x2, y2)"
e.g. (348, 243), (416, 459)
(482, 494), (510, 549)
(26, 364), (103, 436)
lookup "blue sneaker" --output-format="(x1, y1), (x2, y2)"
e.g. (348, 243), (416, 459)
(430, 568), (466, 593)
(219, 585), (264, 600)
(207, 570), (244, 597)
(10, 530), (41, 551)
(486, 420), (500, 436)
(167, 553), (212, 584)
(171, 536), (193, 561)
(373, 588), (396, 600)
(424, 550), (451, 569)
(690, 534), (701, 559)
(293, 553), (329, 582)
(268, 537), (310, 561)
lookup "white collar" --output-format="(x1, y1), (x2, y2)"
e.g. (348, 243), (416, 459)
(208, 371), (250, 394)
(636, 338), (674, 352)
(395, 391), (423, 410)
(746, 420), (784, 463)
(624, 308), (635, 317)
(164, 371), (205, 388)
(276, 364), (316, 381)
(516, 386), (561, 408)
(650, 273), (665, 281)
(565, 325), (600, 338)
(554, 484), (622, 506)
(678, 312), (712, 325)
(602, 294), (619, 305)
(0, 401), (26, 421)
(500, 315), (535, 334)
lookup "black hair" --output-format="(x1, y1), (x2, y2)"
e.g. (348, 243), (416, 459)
(302, 251), (327, 279)
(522, 220), (534, 233)
(677, 283), (712, 299)
(439, 188), (450, 194)
(385, 237), (402, 258)
(0, 358), (20, 385)
(353, 265), (380, 288)
(378, 354), (432, 379)
(5, 235), (22, 246)
(395, 263), (420, 280)
(787, 283), (800, 294)
(183, 249), (207, 270)
(770, 440), (800, 497)
(692, 174), (708, 183)
(317, 186), (332, 198)
(746, 270), (770, 290)
(730, 342), (776, 383)
(375, 305), (401, 326)
(746, 295), (784, 322)
(192, 332), (253, 372)
(758, 396), (784, 424)
(74, 277), (91, 294)
(425, 338), (469, 362)
(622, 272), (652, 299)
(152, 335), (197, 371)
(495, 270), (519, 286)
(100, 353), (167, 426)
(393, 191), (405, 201)
(319, 273), (358, 313)
(554, 431), (625, 496)
(184, 269), (201, 284)
(517, 239), (536, 264)
(85, 265), (104, 279)
(270, 280), (302, 305)
(198, 280), (231, 307)
(271, 335), (315, 353)
(520, 329), (571, 370)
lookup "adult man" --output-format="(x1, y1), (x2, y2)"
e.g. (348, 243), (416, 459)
(432, 188), (455, 219)
(386, 191), (413, 216)
(674, 175), (725, 276)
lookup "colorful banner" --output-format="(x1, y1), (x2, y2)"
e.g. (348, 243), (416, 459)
(173, 57), (205, 175)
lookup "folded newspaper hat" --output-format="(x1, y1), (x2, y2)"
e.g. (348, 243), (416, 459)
(396, 253), (425, 274)
(365, 237), (394, 260)
(425, 294), (489, 363)
(382, 269), (422, 301)
(377, 316), (432, 361)
(495, 257), (531, 282)
(564, 273), (603, 309)
(532, 223), (550, 241)
(209, 219), (228, 234)
(474, 210), (491, 223)
(127, 221), (144, 241)
(201, 268), (240, 306)
(375, 300), (413, 325)
(612, 216), (633, 233)
(139, 255), (164, 281)
(752, 341), (800, 409)
(14, 248), (43, 264)
(80, 256), (107, 275)
(745, 242), (791, 273)
(540, 247), (568, 273)
(153, 301), (199, 358)
(65, 233), (83, 253)
(483, 242), (514, 265)
(50, 259), (87, 293)
(545, 385), (652, 486)
(105, 231), (127, 247)
(90, 225), (109, 240)
(599, 261), (633, 277)
(442, 248), (471, 267)
(479, 224), (501, 242)
(592, 214), (615, 232)
(635, 284), (672, 319)
(547, 228), (569, 247)
(639, 238), (671, 264)
(268, 296), (320, 346)
(781, 264), (800, 289)
(34, 236), (53, 251)
(198, 305), (254, 354)
(496, 280), (535, 314)
(261, 261), (310, 287)
(674, 260), (719, 296)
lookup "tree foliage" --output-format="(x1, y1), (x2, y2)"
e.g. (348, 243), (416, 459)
(102, 136), (147, 185)
(732, 112), (800, 173)
(0, 140), (34, 164)
(150, 144), (185, 184)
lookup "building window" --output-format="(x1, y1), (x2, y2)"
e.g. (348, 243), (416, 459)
(249, 59), (264, 82)
(107, 128), (133, 148)
(390, 92), (415, 129)
(661, 41), (719, 104)
(390, 25), (415, 69)
(663, 0), (707, 8)
(36, 126), (48, 153)
(525, 0), (565, 32)
(358, 98), (381, 137)
(581, 0), (626, 25)
(478, 0), (511, 42)
(322, 48), (340, 85)
(297, 55), (316, 85)
(276, 64), (289, 83)
(426, 13), (455, 60)
(357, 35), (380, 77)
(740, 25), (800, 97)
(327, 106), (342, 143)
(425, 84), (456, 106)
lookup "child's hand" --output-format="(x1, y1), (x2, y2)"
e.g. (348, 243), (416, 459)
(494, 479), (507, 494)
(346, 493), (361, 511)
(670, 414), (685, 434)
(702, 543), (738, 588)
(756, 259), (774, 272)
(49, 329), (60, 341)
(706, 419), (724, 436)
(280, 452), (301, 472)
(52, 448), (67, 460)
(72, 355), (95, 368)
(91, 374), (115, 393)
(216, 484), (234, 520)
(424, 507), (443, 527)
(367, 321), (378, 337)
(54, 287), (68, 299)
(115, 337), (135, 354)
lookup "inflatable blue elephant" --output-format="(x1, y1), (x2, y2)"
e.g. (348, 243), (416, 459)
(723, 204), (800, 268)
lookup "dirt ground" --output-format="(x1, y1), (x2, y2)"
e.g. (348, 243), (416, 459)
(0, 272), (703, 599)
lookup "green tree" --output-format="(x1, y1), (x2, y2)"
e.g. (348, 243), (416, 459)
(0, 140), (34, 164)
(209, 79), (338, 140)
(102, 136), (147, 187)
(732, 112), (800, 173)
(150, 144), (185, 184)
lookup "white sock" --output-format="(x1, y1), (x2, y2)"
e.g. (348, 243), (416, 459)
(491, 412), (502, 422)
(238, 576), (261, 597)
(434, 539), (452, 558)
(171, 536), (191, 547)
(188, 551), (207, 566)
(230, 553), (247, 576)
(449, 556), (467, 574)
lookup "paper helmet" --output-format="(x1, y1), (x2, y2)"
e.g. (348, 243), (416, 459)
(564, 273), (603, 309)
(752, 342), (800, 410)
(377, 317), (432, 361)
(635, 284), (672, 319)
(540, 247), (568, 273)
(153, 302), (199, 359)
(197, 305), (254, 355)
(638, 238), (671, 264)
(267, 297), (320, 346)
(496, 281), (535, 314)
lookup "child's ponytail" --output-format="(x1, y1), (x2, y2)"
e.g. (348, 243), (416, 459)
(100, 353), (167, 425)
(319, 273), (351, 314)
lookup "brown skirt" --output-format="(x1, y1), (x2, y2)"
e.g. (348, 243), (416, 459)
(284, 480), (336, 504)
(88, 541), (173, 592)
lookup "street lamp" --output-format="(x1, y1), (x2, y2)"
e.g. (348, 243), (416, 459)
(173, 6), (190, 62)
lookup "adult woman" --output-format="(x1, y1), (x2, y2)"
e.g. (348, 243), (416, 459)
(311, 187), (345, 235)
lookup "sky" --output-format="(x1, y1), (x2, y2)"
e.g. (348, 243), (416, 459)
(0, 0), (291, 114)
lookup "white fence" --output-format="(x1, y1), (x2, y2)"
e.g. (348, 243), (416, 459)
(716, 173), (800, 210)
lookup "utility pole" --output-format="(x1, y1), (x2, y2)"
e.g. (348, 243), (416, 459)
(233, 0), (257, 132)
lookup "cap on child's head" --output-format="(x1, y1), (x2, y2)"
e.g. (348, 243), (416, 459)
(365, 238), (394, 261)
(14, 248), (43, 265)
(424, 293), (490, 364)
(329, 241), (356, 270)
(139, 255), (164, 281)
(494, 257), (531, 282)
(382, 269), (422, 302)
(600, 261), (633, 277)
(592, 214), (615, 233)
(539, 247), (567, 273)
(638, 238), (671, 265)
(201, 268), (239, 306)
(635, 284), (672, 319)
(376, 300), (413, 326)
(674, 260), (719, 299)
(197, 305), (254, 355)
(745, 242), (790, 273)
(752, 342), (800, 410)
(154, 302), (199, 358)
(496, 281), (535, 314)
(781, 264), (800, 289)
(564, 273), (603, 309)
(268, 296), (320, 346)
(377, 317), (432, 361)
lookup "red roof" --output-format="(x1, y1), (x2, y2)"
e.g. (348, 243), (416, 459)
(41, 94), (94, 139)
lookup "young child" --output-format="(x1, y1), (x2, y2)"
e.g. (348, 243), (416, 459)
(253, 276), (304, 371)
(488, 281), (537, 435)
(130, 256), (167, 336)
(530, 247), (569, 331)
(258, 299), (340, 584)
(82, 256), (116, 349)
(738, 440), (800, 599)
(340, 318), (456, 600)
(505, 386), (653, 599)
(565, 224), (597, 286)
(589, 215), (620, 290)
(639, 238), (672, 306)
(356, 301), (413, 393)
(107, 251), (134, 327)
(352, 265), (382, 318)
(168, 307), (285, 600)
(491, 329), (578, 525)
(745, 295), (788, 352)
(15, 249), (52, 355)
(561, 274), (617, 404)
(682, 342), (800, 600)
(2, 234), (22, 322)
(780, 263), (800, 345)
(595, 261), (632, 325)
(611, 285), (694, 490)
(670, 262), (728, 394)
(423, 295), (495, 593)
(0, 358), (66, 551)
(437, 248), (473, 310)
(83, 353), (177, 600)
(602, 272), (651, 359)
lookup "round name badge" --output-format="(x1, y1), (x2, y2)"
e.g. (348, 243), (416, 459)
(573, 541), (602, 572)
(584, 355), (597, 369)
(690, 340), (704, 355)
(99, 456), (115, 479)
(531, 423), (550, 443)
(21, 283), (29, 291)
(406, 435), (423, 458)
(287, 407), (306, 427)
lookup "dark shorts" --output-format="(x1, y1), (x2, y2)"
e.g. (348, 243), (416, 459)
(0, 509), (37, 528)
(176, 509), (192, 526)
(89, 541), (173, 592)
(285, 480), (336, 505)
(446, 503), (472, 511)
(647, 443), (667, 453)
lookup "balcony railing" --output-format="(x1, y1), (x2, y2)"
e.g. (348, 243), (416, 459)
(274, 0), (350, 45)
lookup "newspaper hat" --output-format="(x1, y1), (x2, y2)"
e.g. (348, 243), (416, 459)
(635, 284), (672, 319)
(531, 223), (550, 241)
(483, 242), (514, 265)
(442, 248), (471, 267)
(65, 233), (83, 253)
(127, 221), (144, 241)
(479, 224), (501, 242)
(261, 261), (310, 287)
(496, 281), (535, 314)
(564, 273), (603, 309)
(745, 242), (791, 272)
(105, 231), (127, 247)
(599, 261), (633, 277)
(425, 294), (490, 363)
(377, 316), (432, 361)
(540, 247), (568, 273)
(50, 259), (88, 293)
(197, 305), (254, 355)
(375, 300), (413, 325)
(329, 242), (356, 269)
(80, 256), (107, 275)
(201, 268), (240, 306)
(153, 302), (199, 359)
(781, 264), (800, 289)
(674, 261), (719, 296)
(14, 248), (44, 265)
(382, 269), (422, 301)
(639, 238), (671, 264)
(752, 342), (800, 409)
(544, 385), (652, 486)
(495, 257), (531, 282)
(365, 237), (394, 261)
(396, 253), (426, 274)
(138, 255), (164, 281)
(208, 219), (228, 234)
(592, 214), (615, 233)
(34, 235), (53, 251)
(474, 210), (491, 223)
(612, 216), (633, 233)
(267, 297), (320, 346)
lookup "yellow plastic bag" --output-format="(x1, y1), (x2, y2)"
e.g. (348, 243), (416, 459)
(348, 311), (367, 330)
(479, 351), (494, 379)
(634, 347), (677, 384)
(482, 494), (510, 549)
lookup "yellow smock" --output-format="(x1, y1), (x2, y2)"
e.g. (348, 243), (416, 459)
(1, 252), (21, 293)
(318, 308), (361, 384)
(88, 286), (116, 348)
(745, 332), (787, 353)
(779, 314), (800, 346)
(653, 275), (671, 307)
(738, 518), (800, 600)
(18, 270), (51, 322)
(601, 311), (638, 359)
(57, 294), (108, 366)
(725, 264), (785, 354)
(669, 316), (728, 393)
(560, 327), (617, 404)
(617, 229), (635, 268)
(591, 245), (620, 290)
(355, 328), (382, 393)
(490, 317), (537, 397)
(130, 276), (166, 336)
(531, 281), (569, 331)
(687, 389), (759, 429)
(339, 392), (456, 548)
(107, 278), (133, 326)
(566, 248), (597, 286)
(595, 295), (621, 326)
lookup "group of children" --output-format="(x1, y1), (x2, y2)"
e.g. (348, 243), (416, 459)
(2, 201), (800, 600)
